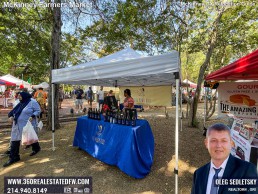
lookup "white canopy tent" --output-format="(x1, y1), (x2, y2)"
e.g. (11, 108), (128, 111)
(0, 74), (31, 90)
(32, 82), (49, 89)
(52, 48), (181, 193)
(183, 79), (197, 88)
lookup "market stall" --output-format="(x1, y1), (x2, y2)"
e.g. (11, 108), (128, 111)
(0, 79), (16, 107)
(52, 47), (181, 182)
(205, 49), (258, 167)
(0, 74), (31, 90)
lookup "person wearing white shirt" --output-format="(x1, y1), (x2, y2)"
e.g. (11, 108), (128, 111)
(97, 86), (104, 110)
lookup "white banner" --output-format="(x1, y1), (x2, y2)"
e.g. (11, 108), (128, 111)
(218, 82), (258, 121)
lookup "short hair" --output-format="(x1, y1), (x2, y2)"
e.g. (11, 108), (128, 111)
(124, 89), (131, 97)
(206, 123), (231, 137)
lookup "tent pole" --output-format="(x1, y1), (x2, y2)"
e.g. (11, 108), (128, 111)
(180, 86), (183, 132)
(174, 73), (179, 194)
(52, 83), (55, 151)
(204, 87), (207, 127)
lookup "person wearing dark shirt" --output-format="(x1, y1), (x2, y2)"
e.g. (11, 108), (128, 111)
(75, 87), (84, 112)
(86, 87), (93, 107)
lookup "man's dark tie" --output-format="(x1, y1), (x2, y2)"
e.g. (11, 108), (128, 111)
(210, 167), (222, 194)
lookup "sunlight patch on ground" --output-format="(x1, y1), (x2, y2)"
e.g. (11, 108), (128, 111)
(0, 162), (25, 176)
(31, 158), (51, 164)
(25, 174), (37, 177)
(27, 158), (39, 162)
(60, 138), (68, 141)
(134, 191), (162, 194)
(54, 168), (64, 174)
(39, 139), (52, 143)
(158, 155), (197, 177)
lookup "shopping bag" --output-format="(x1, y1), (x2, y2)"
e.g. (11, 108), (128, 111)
(37, 121), (43, 131)
(22, 121), (39, 145)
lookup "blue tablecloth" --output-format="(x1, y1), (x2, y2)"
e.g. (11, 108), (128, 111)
(73, 116), (154, 179)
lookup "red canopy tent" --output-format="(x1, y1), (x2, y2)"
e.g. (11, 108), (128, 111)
(206, 49), (258, 81)
(0, 79), (16, 86)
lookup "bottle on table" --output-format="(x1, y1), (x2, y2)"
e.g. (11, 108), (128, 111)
(88, 108), (92, 119)
(109, 111), (113, 123)
(117, 111), (122, 125)
(131, 111), (136, 126)
(121, 112), (125, 125)
(94, 109), (98, 120)
(97, 109), (100, 120)
(112, 111), (117, 124)
(107, 110), (110, 122)
(126, 110), (131, 126)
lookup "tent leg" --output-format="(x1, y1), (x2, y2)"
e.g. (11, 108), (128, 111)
(175, 78), (179, 194)
(52, 83), (55, 151)
(180, 87), (183, 132)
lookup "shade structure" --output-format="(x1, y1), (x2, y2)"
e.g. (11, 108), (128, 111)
(51, 48), (181, 190)
(52, 48), (180, 86)
(0, 74), (31, 89)
(33, 82), (49, 89)
(0, 79), (16, 86)
(182, 79), (197, 88)
(206, 49), (258, 81)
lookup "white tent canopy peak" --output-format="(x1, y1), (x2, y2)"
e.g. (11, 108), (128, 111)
(52, 48), (181, 86)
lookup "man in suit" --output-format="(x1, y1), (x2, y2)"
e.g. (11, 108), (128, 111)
(191, 123), (258, 194)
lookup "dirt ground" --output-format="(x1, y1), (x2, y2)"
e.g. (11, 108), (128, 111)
(0, 99), (225, 194)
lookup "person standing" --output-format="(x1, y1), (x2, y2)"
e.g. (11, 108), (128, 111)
(97, 86), (104, 110)
(34, 87), (47, 118)
(58, 87), (65, 109)
(107, 90), (114, 96)
(123, 89), (134, 109)
(191, 123), (258, 194)
(86, 87), (93, 107)
(3, 89), (10, 108)
(3, 92), (41, 167)
(75, 87), (84, 112)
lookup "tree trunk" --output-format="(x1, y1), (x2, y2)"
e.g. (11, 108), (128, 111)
(190, 11), (224, 127)
(206, 89), (218, 119)
(47, 0), (61, 130)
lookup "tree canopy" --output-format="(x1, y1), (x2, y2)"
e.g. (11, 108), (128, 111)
(1, 0), (257, 84)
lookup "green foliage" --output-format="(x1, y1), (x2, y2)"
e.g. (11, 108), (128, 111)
(0, 0), (257, 86)
(0, 1), (52, 83)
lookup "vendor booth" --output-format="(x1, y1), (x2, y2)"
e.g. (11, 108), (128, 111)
(52, 47), (181, 184)
(32, 82), (49, 89)
(0, 74), (31, 90)
(0, 79), (16, 107)
(206, 49), (258, 167)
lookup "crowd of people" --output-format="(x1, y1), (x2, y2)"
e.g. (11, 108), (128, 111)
(70, 86), (135, 113)
(2, 86), (136, 167)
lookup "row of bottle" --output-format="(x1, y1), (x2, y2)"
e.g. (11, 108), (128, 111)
(88, 108), (101, 120)
(104, 110), (137, 126)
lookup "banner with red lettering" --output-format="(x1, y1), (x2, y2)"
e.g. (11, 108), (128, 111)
(218, 82), (258, 121)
